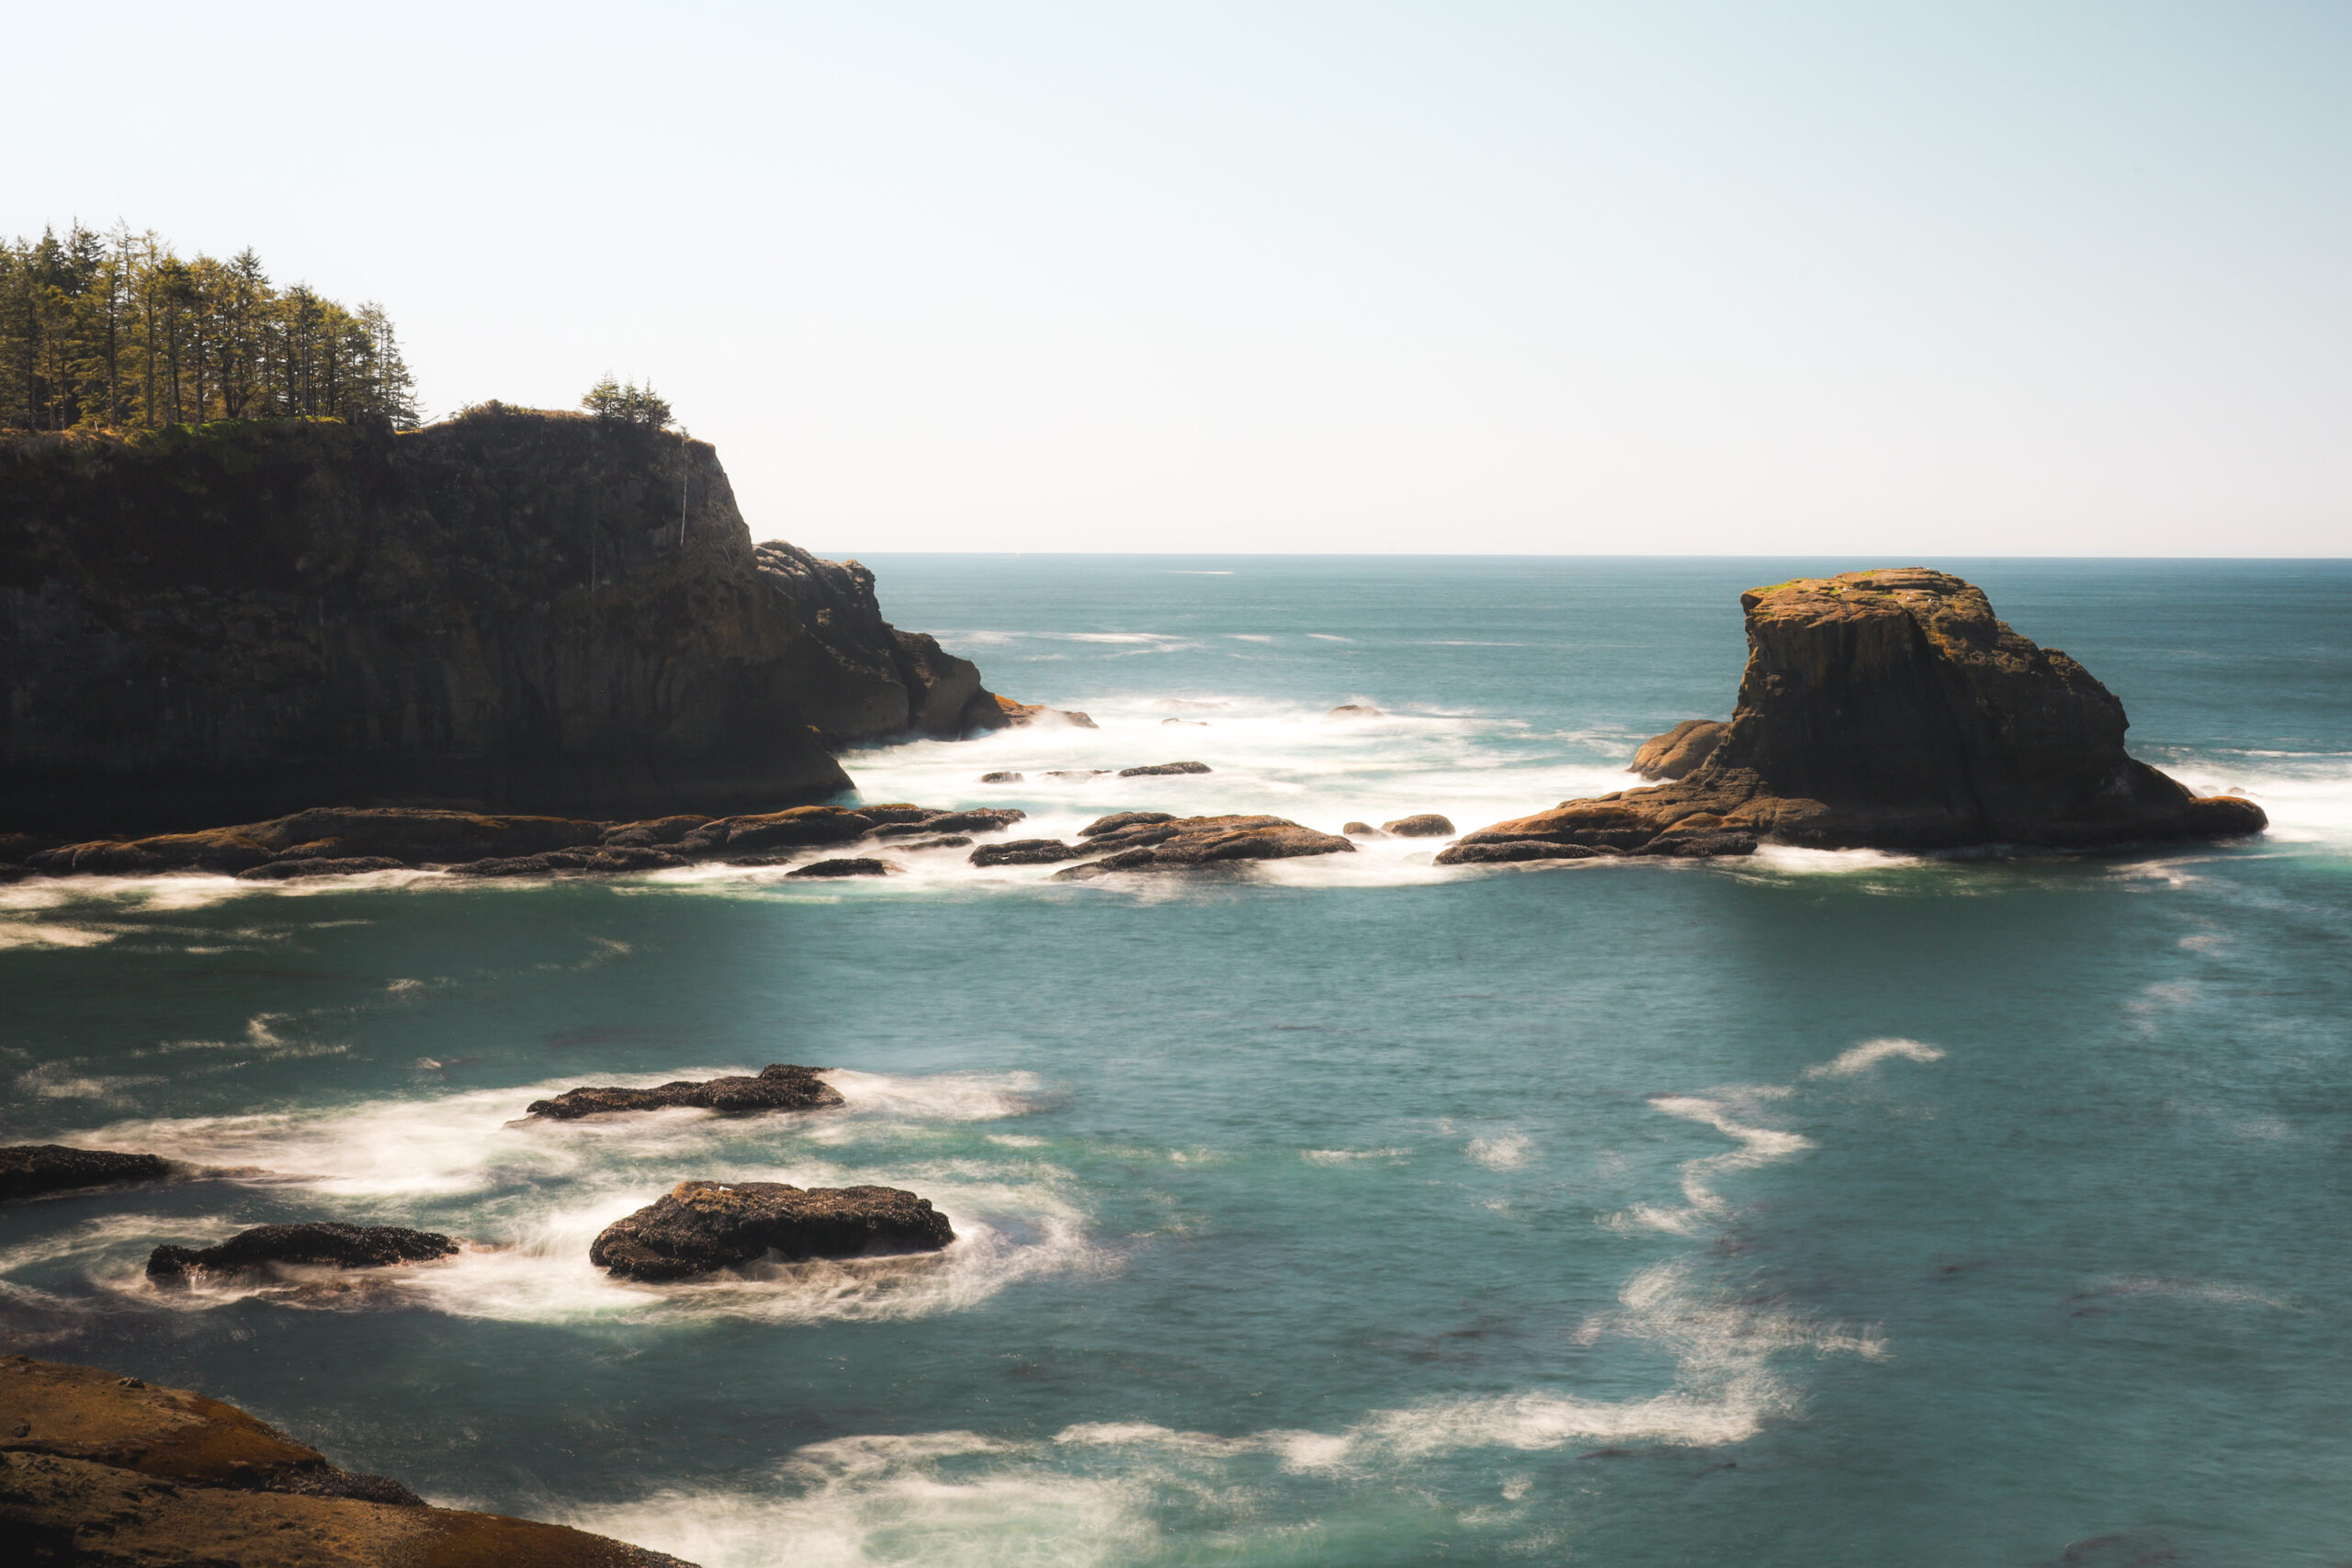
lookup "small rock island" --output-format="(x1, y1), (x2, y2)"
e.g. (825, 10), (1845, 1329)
(1442, 569), (2267, 863)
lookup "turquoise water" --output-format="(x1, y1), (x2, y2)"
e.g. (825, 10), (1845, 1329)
(3, 558), (2348, 1566)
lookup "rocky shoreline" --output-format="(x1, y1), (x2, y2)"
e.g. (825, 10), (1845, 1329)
(0, 1356), (699, 1565)
(0, 570), (2268, 889)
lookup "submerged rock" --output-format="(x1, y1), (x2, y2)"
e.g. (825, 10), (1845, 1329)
(147, 1224), (458, 1285)
(589, 1179), (955, 1281)
(0, 1354), (697, 1564)
(526, 1064), (845, 1121)
(1631, 719), (1727, 781)
(1327, 704), (1382, 718)
(1341, 821), (1387, 838)
(979, 772), (1025, 784)
(786, 857), (897, 878)
(1381, 814), (1455, 838)
(0, 1145), (175, 1202)
(1162, 717), (1207, 727)
(1044, 769), (1112, 779)
(1054, 815), (1356, 878)
(1442, 570), (2268, 863)
(1117, 761), (1212, 777)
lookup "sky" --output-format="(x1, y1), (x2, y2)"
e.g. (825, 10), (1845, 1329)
(13, 2), (2350, 555)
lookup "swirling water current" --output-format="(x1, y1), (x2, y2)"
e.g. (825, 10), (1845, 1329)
(3, 556), (2348, 1566)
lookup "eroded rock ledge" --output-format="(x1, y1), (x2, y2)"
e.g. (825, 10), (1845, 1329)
(1441, 569), (2267, 863)
(0, 1356), (695, 1566)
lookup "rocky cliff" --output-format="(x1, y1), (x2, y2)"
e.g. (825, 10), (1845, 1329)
(1443, 569), (2267, 860)
(0, 408), (1001, 836)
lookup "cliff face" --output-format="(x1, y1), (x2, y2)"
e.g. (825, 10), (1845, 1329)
(0, 409), (1001, 835)
(1447, 569), (2266, 858)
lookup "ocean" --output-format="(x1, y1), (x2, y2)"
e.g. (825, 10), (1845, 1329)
(4, 556), (2348, 1566)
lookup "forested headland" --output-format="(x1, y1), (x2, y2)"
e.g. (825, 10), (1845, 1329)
(0, 223), (417, 433)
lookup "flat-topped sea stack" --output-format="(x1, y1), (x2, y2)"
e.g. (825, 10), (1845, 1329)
(1442, 569), (2267, 862)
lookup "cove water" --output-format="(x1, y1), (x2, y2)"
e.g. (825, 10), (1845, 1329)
(4, 557), (2349, 1567)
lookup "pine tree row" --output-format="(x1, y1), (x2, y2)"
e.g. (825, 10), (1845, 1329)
(0, 223), (419, 434)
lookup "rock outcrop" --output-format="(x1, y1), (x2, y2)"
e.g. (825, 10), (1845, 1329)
(19, 800), (1034, 880)
(0, 1355), (695, 1565)
(969, 838), (1083, 867)
(1442, 570), (2267, 862)
(1381, 814), (1455, 838)
(785, 858), (896, 878)
(147, 1224), (458, 1285)
(1, 1145), (175, 1202)
(0, 409), (1006, 837)
(526, 1064), (842, 1121)
(994, 697), (1098, 728)
(589, 1180), (954, 1281)
(1117, 761), (1211, 777)
(1631, 719), (1726, 781)
(1053, 813), (1356, 878)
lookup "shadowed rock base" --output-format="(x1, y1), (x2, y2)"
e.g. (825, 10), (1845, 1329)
(0, 1145), (175, 1203)
(1442, 570), (2268, 863)
(147, 1224), (458, 1285)
(0, 1356), (696, 1566)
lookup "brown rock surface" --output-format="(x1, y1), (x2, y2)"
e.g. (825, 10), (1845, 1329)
(1380, 814), (1455, 838)
(589, 1179), (954, 1281)
(1442, 570), (2268, 863)
(994, 696), (1099, 728)
(0, 1355), (695, 1565)
(1630, 718), (1727, 781)
(526, 1064), (843, 1121)
(1054, 815), (1356, 878)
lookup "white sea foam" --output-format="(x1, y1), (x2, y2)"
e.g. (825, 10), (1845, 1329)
(1614, 1094), (1814, 1236)
(57, 1066), (1092, 1325)
(2080, 1276), (2295, 1312)
(1465, 1134), (1532, 1170)
(1803, 1038), (1946, 1079)
(560, 1431), (1155, 1568)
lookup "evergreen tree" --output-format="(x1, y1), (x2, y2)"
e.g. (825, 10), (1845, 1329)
(0, 222), (420, 432)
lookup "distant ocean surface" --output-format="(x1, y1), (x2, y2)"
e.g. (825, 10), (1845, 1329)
(5, 556), (2349, 1567)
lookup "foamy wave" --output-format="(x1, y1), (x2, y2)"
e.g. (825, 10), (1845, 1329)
(561, 1431), (1155, 1568)
(1804, 1038), (1946, 1078)
(1613, 1093), (1814, 1236)
(57, 1067), (1093, 1325)
(2076, 1276), (2295, 1313)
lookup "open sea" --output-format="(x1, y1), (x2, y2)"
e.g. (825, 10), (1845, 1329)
(4, 556), (2349, 1567)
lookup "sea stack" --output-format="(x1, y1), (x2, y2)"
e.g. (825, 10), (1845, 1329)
(1442, 569), (2267, 860)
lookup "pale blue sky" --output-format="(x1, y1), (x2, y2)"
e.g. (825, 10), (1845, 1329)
(15, 2), (2349, 554)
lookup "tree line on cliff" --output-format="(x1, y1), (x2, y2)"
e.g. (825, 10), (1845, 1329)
(0, 222), (419, 434)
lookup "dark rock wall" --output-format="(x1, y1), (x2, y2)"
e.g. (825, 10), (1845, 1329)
(0, 409), (1001, 835)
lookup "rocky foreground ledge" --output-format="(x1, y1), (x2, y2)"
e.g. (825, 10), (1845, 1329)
(1441, 569), (2267, 864)
(0, 1356), (695, 1566)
